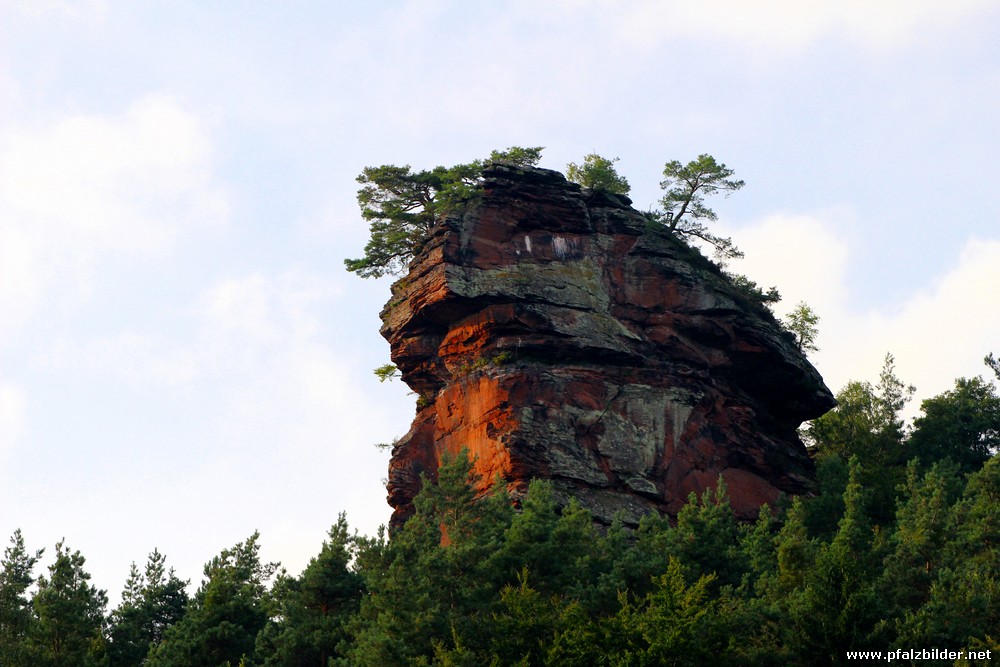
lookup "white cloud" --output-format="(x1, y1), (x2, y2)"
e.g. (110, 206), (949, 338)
(30, 264), (401, 537)
(727, 213), (1000, 419)
(189, 270), (391, 468)
(0, 94), (228, 341)
(610, 0), (994, 55)
(40, 332), (200, 388)
(196, 271), (340, 369)
(37, 269), (343, 388)
(863, 238), (1000, 402)
(721, 212), (851, 319)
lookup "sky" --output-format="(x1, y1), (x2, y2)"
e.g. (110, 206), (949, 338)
(1, 0), (999, 604)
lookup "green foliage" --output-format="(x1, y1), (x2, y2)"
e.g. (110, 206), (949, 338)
(725, 272), (781, 312)
(345, 147), (543, 278)
(657, 154), (745, 260)
(500, 484), (605, 607)
(875, 459), (962, 641)
(0, 530), (43, 666)
(783, 301), (820, 354)
(610, 557), (724, 666)
(802, 460), (880, 664)
(487, 146), (544, 166)
(474, 571), (567, 666)
(454, 352), (515, 377)
(565, 153), (631, 195)
(255, 514), (363, 666)
(146, 533), (277, 667)
(802, 454), (848, 540)
(668, 478), (744, 591)
(773, 498), (815, 595)
(490, 351), (514, 365)
(344, 163), (470, 278)
(896, 457), (1000, 646)
(806, 353), (915, 524)
(986, 352), (1000, 380)
(107, 550), (188, 667)
(346, 449), (515, 665)
(31, 540), (109, 667)
(373, 363), (399, 382)
(907, 375), (1000, 472)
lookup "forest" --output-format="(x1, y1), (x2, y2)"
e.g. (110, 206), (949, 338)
(2, 354), (999, 666)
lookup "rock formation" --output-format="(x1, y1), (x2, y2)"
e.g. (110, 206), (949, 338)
(380, 163), (835, 529)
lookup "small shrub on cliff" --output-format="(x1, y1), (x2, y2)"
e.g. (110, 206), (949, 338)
(372, 363), (399, 382)
(725, 271), (782, 313)
(565, 153), (631, 195)
(783, 301), (820, 353)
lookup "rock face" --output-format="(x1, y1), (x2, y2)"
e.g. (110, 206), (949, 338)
(380, 164), (835, 529)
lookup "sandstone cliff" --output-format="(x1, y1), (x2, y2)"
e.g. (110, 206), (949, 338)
(380, 163), (835, 528)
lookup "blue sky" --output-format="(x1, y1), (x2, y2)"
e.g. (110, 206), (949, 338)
(2, 0), (999, 603)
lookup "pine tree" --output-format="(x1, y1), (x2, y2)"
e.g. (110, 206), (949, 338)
(107, 549), (188, 667)
(31, 540), (109, 667)
(345, 147), (543, 278)
(900, 456), (1000, 647)
(500, 481), (604, 601)
(787, 458), (880, 665)
(255, 514), (363, 666)
(807, 353), (915, 524)
(347, 449), (514, 666)
(611, 557), (723, 666)
(565, 154), (631, 194)
(657, 154), (745, 260)
(146, 533), (276, 667)
(0, 530), (44, 665)
(667, 477), (745, 590)
(907, 376), (1000, 473)
(875, 460), (962, 644)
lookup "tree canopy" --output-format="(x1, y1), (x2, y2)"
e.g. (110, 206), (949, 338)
(108, 550), (188, 667)
(146, 533), (277, 667)
(656, 154), (745, 259)
(31, 540), (108, 667)
(0, 530), (43, 666)
(907, 375), (1000, 472)
(565, 153), (630, 195)
(344, 147), (543, 278)
(346, 149), (754, 280)
(986, 352), (1000, 380)
(783, 301), (820, 354)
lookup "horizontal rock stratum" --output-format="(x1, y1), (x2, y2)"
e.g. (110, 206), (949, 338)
(380, 163), (835, 528)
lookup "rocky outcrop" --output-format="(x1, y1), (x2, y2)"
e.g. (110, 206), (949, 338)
(380, 163), (835, 529)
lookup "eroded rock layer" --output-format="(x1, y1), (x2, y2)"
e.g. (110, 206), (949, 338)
(381, 164), (835, 528)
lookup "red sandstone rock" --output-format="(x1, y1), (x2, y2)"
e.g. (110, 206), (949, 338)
(381, 164), (835, 528)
